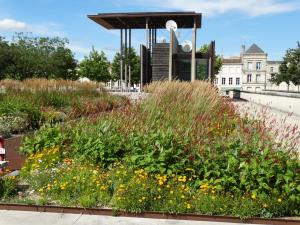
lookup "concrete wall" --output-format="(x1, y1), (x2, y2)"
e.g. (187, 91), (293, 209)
(240, 91), (300, 117)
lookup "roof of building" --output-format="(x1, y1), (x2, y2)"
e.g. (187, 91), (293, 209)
(222, 58), (242, 64)
(267, 61), (283, 64)
(245, 44), (265, 54)
(88, 12), (202, 29)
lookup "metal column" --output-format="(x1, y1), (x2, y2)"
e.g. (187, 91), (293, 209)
(129, 29), (132, 89)
(191, 17), (197, 82)
(120, 29), (123, 90)
(146, 18), (149, 49)
(124, 28), (128, 90)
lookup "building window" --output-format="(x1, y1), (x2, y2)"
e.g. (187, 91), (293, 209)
(229, 77), (233, 85)
(270, 67), (274, 73)
(247, 74), (252, 83)
(222, 78), (226, 85)
(236, 77), (240, 85)
(256, 62), (261, 71)
(247, 62), (252, 71)
(256, 74), (261, 83)
(214, 78), (218, 84)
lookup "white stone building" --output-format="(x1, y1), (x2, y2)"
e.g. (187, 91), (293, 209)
(214, 57), (242, 92)
(215, 44), (283, 94)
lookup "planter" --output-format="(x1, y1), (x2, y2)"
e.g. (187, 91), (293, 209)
(4, 135), (26, 170)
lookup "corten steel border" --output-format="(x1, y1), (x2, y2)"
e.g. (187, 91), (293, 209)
(4, 135), (26, 170)
(0, 204), (299, 225)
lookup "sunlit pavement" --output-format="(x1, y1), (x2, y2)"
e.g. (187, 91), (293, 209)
(0, 210), (260, 225)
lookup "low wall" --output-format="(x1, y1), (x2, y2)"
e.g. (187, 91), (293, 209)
(239, 91), (300, 117)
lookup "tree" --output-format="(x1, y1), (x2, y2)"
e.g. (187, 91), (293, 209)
(0, 37), (11, 79)
(197, 44), (222, 80)
(270, 42), (300, 90)
(78, 48), (111, 82)
(0, 33), (78, 80)
(111, 47), (140, 84)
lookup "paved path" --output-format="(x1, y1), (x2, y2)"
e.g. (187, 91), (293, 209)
(0, 210), (259, 225)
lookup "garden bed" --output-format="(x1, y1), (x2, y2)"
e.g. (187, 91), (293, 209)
(0, 81), (299, 219)
(0, 78), (128, 138)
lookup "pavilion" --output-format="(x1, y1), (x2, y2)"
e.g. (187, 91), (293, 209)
(88, 12), (215, 89)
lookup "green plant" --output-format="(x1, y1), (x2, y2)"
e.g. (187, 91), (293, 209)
(15, 81), (300, 218)
(0, 176), (18, 199)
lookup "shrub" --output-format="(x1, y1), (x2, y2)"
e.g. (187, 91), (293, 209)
(0, 176), (19, 199)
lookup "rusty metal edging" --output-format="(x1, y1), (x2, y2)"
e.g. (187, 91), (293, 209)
(0, 204), (298, 225)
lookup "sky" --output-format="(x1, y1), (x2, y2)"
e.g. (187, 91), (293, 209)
(0, 0), (299, 61)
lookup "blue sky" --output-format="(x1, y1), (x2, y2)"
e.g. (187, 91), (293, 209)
(0, 0), (299, 61)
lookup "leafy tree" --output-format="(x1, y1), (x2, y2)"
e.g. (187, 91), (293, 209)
(0, 37), (11, 79)
(78, 48), (111, 82)
(111, 47), (140, 84)
(270, 42), (300, 90)
(197, 44), (222, 81)
(0, 33), (77, 80)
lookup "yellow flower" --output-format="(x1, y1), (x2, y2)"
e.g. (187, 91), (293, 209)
(251, 194), (256, 200)
(186, 203), (191, 209)
(181, 195), (185, 199)
(277, 198), (282, 203)
(158, 180), (164, 185)
(170, 190), (174, 194)
(178, 176), (187, 182)
(142, 196), (146, 200)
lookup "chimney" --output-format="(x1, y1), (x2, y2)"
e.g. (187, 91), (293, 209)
(241, 45), (245, 55)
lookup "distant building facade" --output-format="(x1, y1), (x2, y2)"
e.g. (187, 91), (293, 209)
(215, 44), (282, 94)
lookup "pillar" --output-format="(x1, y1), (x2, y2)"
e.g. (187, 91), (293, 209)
(120, 29), (123, 90)
(191, 17), (197, 82)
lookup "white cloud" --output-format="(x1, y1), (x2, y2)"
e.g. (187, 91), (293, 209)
(27, 22), (65, 37)
(68, 44), (91, 55)
(0, 18), (65, 36)
(0, 18), (27, 30)
(131, 0), (299, 17)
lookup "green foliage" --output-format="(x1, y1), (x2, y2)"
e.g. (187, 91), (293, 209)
(0, 34), (77, 80)
(20, 125), (65, 155)
(111, 48), (140, 84)
(0, 80), (127, 137)
(197, 44), (222, 80)
(78, 48), (111, 82)
(15, 81), (300, 217)
(270, 42), (300, 88)
(0, 176), (19, 199)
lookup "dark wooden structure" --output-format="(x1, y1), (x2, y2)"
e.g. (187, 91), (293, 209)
(88, 12), (215, 88)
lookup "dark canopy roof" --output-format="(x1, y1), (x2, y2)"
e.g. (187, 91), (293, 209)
(88, 12), (202, 29)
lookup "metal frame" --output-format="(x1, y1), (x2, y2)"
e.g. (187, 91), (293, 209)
(0, 204), (298, 225)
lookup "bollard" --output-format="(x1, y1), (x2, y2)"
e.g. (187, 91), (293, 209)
(0, 136), (5, 173)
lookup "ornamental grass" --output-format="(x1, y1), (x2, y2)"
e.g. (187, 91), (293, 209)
(3, 81), (299, 218)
